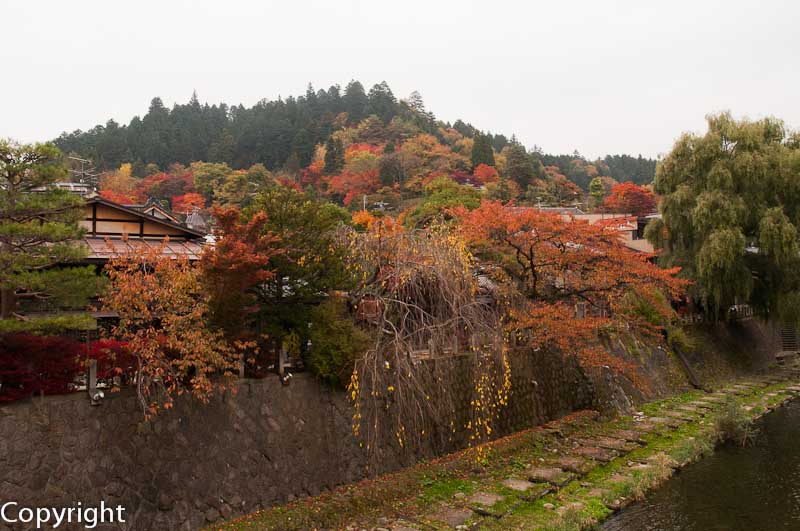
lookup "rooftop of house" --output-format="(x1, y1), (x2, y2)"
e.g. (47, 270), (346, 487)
(80, 197), (207, 262)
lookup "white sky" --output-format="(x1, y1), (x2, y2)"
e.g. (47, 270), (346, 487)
(1, 0), (798, 159)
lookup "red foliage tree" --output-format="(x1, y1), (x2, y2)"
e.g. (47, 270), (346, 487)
(603, 182), (657, 217)
(328, 169), (380, 206)
(345, 143), (383, 156)
(136, 170), (196, 203)
(99, 189), (137, 205)
(454, 200), (686, 373)
(201, 206), (281, 339)
(172, 192), (206, 214)
(472, 163), (500, 185)
(301, 159), (325, 187)
(0, 334), (83, 402)
(87, 339), (135, 380)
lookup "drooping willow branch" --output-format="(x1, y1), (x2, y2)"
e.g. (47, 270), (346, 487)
(340, 221), (511, 462)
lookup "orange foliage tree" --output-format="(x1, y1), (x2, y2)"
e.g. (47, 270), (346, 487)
(99, 189), (137, 204)
(172, 192), (205, 214)
(328, 169), (380, 206)
(103, 242), (241, 417)
(603, 182), (657, 217)
(472, 163), (500, 185)
(455, 200), (686, 372)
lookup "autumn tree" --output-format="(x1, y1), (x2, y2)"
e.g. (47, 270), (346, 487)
(649, 112), (800, 319)
(405, 176), (481, 228)
(472, 163), (500, 185)
(455, 200), (686, 371)
(201, 206), (281, 340)
(172, 192), (205, 214)
(343, 220), (509, 457)
(99, 163), (137, 202)
(0, 140), (104, 332)
(103, 243), (240, 417)
(604, 182), (656, 217)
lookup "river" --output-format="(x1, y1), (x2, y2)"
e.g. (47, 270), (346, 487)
(602, 398), (800, 531)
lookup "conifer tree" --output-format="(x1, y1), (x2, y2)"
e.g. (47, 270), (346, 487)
(504, 141), (536, 189)
(0, 140), (104, 331)
(324, 137), (345, 174)
(471, 132), (495, 170)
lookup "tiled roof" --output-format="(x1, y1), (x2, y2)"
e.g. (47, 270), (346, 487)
(82, 237), (204, 261)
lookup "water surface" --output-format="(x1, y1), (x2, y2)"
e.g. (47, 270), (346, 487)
(602, 398), (800, 531)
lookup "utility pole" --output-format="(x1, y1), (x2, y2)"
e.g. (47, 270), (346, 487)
(68, 156), (101, 192)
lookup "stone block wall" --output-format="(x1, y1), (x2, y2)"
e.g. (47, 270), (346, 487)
(0, 348), (593, 531)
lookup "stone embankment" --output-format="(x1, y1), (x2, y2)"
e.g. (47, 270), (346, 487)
(210, 363), (800, 531)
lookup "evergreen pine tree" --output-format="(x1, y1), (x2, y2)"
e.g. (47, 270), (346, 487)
(324, 137), (344, 174)
(504, 141), (535, 189)
(471, 133), (495, 170)
(0, 140), (104, 331)
(343, 80), (369, 124)
(291, 129), (315, 167)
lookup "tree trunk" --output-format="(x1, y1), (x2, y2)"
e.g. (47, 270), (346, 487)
(0, 287), (15, 320)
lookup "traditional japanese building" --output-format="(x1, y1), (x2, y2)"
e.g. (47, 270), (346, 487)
(80, 196), (207, 263)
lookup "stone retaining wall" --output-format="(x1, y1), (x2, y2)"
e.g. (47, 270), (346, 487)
(0, 348), (593, 531)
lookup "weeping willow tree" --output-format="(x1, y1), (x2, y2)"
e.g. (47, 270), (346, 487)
(342, 219), (510, 463)
(647, 112), (800, 320)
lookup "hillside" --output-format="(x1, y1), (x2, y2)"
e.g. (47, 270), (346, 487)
(54, 80), (657, 215)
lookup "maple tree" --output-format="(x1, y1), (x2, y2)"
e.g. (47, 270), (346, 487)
(455, 200), (686, 372)
(103, 242), (241, 417)
(327, 169), (380, 206)
(201, 206), (281, 340)
(99, 163), (137, 199)
(472, 163), (500, 185)
(171, 192), (206, 214)
(604, 181), (657, 217)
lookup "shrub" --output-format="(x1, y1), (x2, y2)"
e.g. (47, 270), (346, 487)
(714, 397), (756, 447)
(306, 298), (370, 387)
(0, 333), (83, 402)
(86, 339), (135, 380)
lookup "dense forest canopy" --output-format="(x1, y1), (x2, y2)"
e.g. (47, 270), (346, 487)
(54, 80), (657, 189)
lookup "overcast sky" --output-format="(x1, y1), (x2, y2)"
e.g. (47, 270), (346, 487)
(1, 0), (797, 159)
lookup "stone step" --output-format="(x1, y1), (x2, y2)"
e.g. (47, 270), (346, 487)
(686, 401), (715, 410)
(607, 429), (647, 443)
(467, 492), (506, 517)
(570, 445), (619, 463)
(646, 416), (684, 428)
(575, 436), (638, 452)
(429, 505), (474, 529)
(527, 466), (576, 487)
(501, 478), (538, 492)
(547, 455), (594, 474)
(660, 410), (695, 421)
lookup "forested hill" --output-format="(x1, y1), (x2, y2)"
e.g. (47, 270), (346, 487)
(53, 80), (656, 188)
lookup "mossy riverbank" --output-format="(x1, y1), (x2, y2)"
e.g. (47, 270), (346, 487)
(205, 363), (800, 531)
